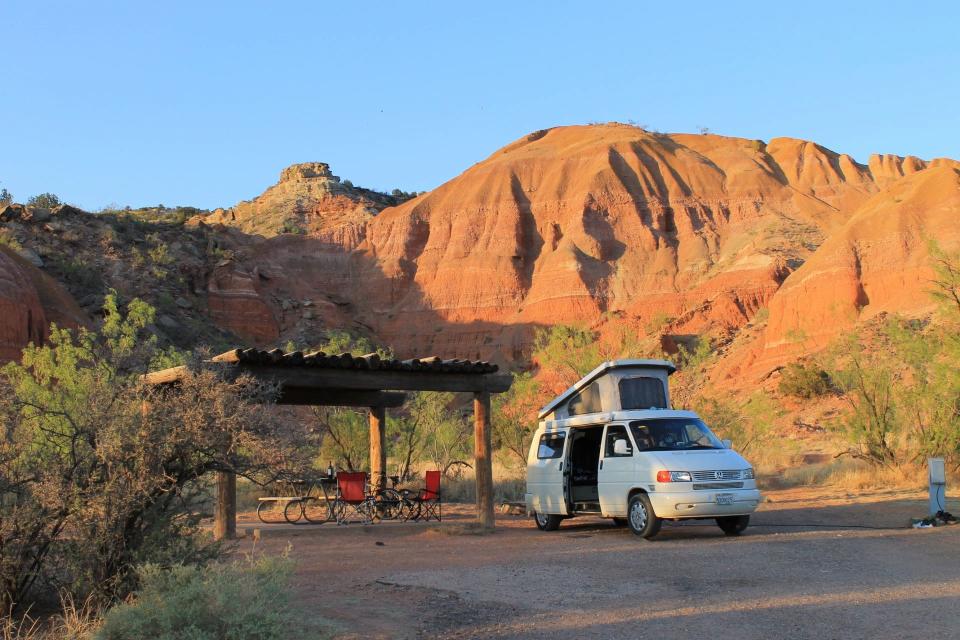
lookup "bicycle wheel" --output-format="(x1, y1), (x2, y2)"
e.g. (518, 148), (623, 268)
(283, 499), (304, 524)
(257, 500), (286, 524)
(301, 496), (332, 523)
(397, 490), (419, 521)
(374, 489), (402, 520)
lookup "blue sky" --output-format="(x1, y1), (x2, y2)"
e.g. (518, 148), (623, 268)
(1, 1), (958, 210)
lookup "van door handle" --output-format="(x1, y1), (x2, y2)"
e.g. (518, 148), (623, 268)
(558, 462), (563, 472)
(599, 460), (603, 470)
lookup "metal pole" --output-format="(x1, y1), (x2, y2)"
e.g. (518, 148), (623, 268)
(929, 457), (946, 517)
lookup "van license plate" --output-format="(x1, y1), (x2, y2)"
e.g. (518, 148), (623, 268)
(715, 494), (734, 505)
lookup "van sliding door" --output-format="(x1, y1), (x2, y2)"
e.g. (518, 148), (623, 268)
(530, 431), (569, 515)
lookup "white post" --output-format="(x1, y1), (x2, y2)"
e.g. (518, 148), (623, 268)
(929, 457), (946, 517)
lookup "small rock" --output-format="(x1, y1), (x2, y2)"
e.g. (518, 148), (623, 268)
(28, 208), (51, 223)
(158, 314), (180, 329)
(302, 299), (313, 307)
(302, 309), (314, 320)
(281, 299), (292, 311)
(17, 248), (43, 267)
(217, 259), (232, 268)
(375, 541), (385, 546)
(174, 297), (193, 309)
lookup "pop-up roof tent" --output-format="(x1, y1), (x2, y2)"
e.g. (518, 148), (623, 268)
(537, 359), (676, 422)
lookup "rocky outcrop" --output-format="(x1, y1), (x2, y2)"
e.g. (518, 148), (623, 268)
(759, 163), (960, 366)
(203, 162), (399, 247)
(206, 262), (280, 344)
(0, 246), (88, 362)
(340, 125), (897, 359)
(719, 163), (960, 380)
(0, 246), (49, 361)
(203, 125), (959, 365)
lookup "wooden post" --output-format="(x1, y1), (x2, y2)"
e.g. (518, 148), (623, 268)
(214, 470), (236, 541)
(369, 405), (387, 492)
(474, 391), (495, 529)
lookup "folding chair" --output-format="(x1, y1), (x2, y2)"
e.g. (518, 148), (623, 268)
(335, 472), (374, 525)
(412, 470), (442, 522)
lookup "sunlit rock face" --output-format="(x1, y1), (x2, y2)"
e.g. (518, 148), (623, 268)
(194, 125), (960, 376)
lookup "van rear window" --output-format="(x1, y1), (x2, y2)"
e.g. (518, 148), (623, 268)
(537, 433), (566, 459)
(619, 377), (666, 409)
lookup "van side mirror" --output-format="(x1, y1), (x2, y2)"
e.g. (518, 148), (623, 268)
(613, 439), (631, 456)
(722, 439), (732, 449)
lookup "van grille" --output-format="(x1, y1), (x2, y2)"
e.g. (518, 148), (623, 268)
(692, 470), (742, 481)
(693, 481), (744, 490)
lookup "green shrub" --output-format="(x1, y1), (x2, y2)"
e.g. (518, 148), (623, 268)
(778, 361), (833, 398)
(27, 193), (61, 209)
(278, 221), (306, 235)
(96, 554), (326, 640)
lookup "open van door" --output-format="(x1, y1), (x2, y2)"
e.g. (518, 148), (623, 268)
(528, 430), (570, 515)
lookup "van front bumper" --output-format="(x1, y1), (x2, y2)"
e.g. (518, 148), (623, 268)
(648, 488), (761, 519)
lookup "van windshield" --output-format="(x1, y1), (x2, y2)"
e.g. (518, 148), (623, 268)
(629, 418), (724, 451)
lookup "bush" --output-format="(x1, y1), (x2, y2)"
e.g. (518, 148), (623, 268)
(96, 554), (326, 640)
(0, 294), (298, 612)
(778, 361), (832, 398)
(26, 193), (61, 209)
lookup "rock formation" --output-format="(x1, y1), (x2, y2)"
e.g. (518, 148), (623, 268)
(719, 162), (960, 382)
(2, 124), (957, 383)
(203, 162), (399, 247)
(202, 124), (958, 374)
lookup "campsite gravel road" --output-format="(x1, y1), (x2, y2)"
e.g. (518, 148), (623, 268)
(235, 487), (960, 639)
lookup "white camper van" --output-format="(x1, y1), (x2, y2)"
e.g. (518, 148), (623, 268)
(525, 359), (761, 539)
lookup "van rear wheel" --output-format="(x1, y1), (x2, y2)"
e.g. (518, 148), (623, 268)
(716, 515), (750, 536)
(627, 494), (662, 539)
(533, 510), (562, 531)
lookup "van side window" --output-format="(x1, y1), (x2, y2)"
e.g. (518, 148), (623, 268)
(604, 424), (632, 457)
(568, 381), (602, 416)
(537, 433), (566, 459)
(619, 377), (666, 409)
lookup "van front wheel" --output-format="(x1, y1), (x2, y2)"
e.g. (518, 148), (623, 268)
(533, 511), (562, 531)
(628, 494), (662, 539)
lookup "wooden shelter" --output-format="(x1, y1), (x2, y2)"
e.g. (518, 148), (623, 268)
(143, 348), (513, 538)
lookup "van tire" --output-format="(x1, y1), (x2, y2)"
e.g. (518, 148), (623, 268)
(716, 515), (750, 536)
(533, 511), (562, 531)
(627, 494), (661, 539)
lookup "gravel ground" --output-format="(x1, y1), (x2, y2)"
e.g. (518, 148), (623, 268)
(237, 487), (960, 639)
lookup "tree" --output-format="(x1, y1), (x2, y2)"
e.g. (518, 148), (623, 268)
(0, 293), (288, 612)
(493, 373), (541, 468)
(0, 186), (11, 206)
(26, 192), (61, 209)
(388, 392), (431, 481)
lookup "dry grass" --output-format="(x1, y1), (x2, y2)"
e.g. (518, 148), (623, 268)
(1, 594), (101, 640)
(764, 457), (931, 492)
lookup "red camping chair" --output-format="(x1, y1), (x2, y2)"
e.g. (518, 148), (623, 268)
(335, 472), (374, 524)
(411, 470), (442, 522)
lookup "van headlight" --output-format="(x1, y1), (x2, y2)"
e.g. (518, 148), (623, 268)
(742, 468), (755, 479)
(657, 470), (692, 482)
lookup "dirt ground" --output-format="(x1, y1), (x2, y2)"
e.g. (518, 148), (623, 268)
(232, 487), (960, 639)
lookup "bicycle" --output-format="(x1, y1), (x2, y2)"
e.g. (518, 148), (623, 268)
(370, 473), (407, 521)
